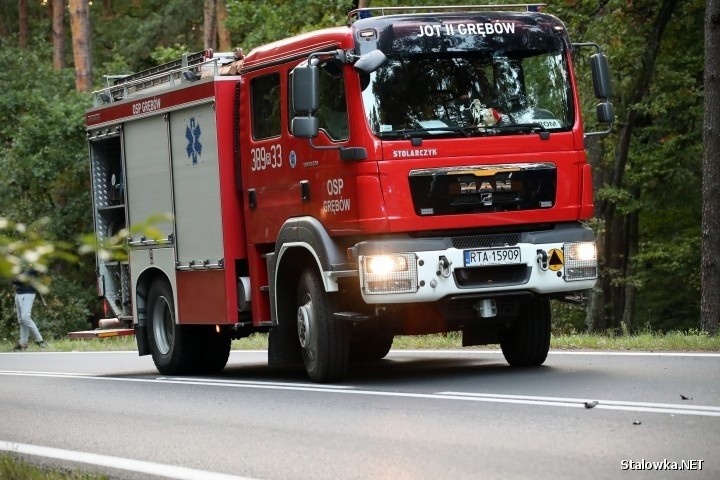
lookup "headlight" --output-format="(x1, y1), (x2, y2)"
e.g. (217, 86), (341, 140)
(563, 241), (598, 281)
(361, 253), (418, 294)
(366, 254), (408, 275)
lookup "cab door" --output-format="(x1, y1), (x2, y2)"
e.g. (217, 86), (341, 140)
(242, 70), (299, 244)
(290, 60), (360, 234)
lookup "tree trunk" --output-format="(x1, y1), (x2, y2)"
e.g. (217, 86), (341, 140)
(216, 0), (231, 51)
(702, 0), (720, 335)
(69, 0), (92, 92)
(19, 0), (28, 48)
(51, 0), (66, 70)
(594, 0), (679, 331)
(622, 195), (640, 331)
(102, 0), (113, 19)
(586, 136), (607, 331)
(204, 0), (217, 51)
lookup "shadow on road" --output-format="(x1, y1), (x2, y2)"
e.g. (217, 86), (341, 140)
(215, 352), (611, 390)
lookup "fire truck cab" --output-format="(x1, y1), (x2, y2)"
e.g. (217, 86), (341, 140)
(85, 4), (612, 382)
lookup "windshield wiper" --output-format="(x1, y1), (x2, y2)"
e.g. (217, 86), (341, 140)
(378, 126), (471, 139)
(491, 123), (551, 139)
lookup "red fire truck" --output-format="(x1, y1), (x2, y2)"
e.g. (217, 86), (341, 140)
(84, 4), (613, 382)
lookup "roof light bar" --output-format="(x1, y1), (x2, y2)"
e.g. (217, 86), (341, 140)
(348, 4), (547, 22)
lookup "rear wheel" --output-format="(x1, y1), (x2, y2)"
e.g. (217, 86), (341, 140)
(147, 280), (194, 374)
(296, 268), (348, 382)
(500, 296), (551, 367)
(194, 326), (231, 374)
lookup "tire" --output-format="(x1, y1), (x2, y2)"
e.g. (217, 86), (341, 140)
(296, 268), (349, 382)
(147, 280), (194, 375)
(350, 330), (394, 362)
(194, 326), (231, 374)
(500, 296), (551, 367)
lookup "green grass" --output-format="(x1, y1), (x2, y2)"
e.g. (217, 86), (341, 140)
(2, 330), (718, 353)
(0, 454), (107, 480)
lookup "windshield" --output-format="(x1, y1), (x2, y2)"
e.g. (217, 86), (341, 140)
(357, 15), (574, 139)
(362, 51), (572, 139)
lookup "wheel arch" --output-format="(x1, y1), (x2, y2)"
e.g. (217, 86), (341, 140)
(272, 216), (348, 324)
(134, 266), (173, 356)
(136, 267), (174, 323)
(274, 246), (317, 327)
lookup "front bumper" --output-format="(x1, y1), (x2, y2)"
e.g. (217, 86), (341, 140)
(353, 223), (597, 304)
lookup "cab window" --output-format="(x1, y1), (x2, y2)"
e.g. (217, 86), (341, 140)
(251, 73), (281, 139)
(289, 60), (348, 141)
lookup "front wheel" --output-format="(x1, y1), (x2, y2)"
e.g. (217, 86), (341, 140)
(296, 268), (348, 382)
(350, 328), (394, 362)
(500, 296), (551, 367)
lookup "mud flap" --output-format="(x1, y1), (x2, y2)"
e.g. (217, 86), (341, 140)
(135, 324), (151, 356)
(267, 322), (302, 366)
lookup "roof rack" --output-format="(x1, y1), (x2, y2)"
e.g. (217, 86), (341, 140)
(91, 49), (240, 107)
(348, 3), (546, 22)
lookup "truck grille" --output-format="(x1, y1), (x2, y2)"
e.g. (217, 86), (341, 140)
(409, 163), (556, 216)
(451, 234), (519, 249)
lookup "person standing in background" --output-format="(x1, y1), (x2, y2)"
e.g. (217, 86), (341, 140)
(12, 269), (47, 351)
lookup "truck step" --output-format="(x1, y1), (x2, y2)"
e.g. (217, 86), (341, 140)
(67, 328), (135, 339)
(68, 317), (135, 339)
(333, 311), (372, 322)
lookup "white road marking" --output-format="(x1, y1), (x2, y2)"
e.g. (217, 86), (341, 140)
(389, 350), (720, 357)
(2, 370), (719, 417)
(0, 440), (258, 480)
(435, 392), (720, 416)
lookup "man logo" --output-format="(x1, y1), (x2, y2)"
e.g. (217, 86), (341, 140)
(458, 180), (513, 194)
(460, 182), (476, 194)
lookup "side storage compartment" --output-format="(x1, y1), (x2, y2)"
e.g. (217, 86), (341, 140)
(89, 131), (131, 320)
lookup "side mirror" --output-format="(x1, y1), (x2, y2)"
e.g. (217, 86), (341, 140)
(291, 116), (319, 139)
(353, 50), (387, 74)
(291, 65), (319, 114)
(596, 101), (614, 124)
(590, 53), (612, 99)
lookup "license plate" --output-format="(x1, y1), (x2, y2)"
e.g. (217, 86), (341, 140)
(463, 247), (522, 267)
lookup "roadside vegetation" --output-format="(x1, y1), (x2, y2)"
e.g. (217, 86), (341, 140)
(0, 454), (106, 480)
(2, 329), (718, 353)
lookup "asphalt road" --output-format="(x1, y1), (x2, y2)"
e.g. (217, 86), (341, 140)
(1, 349), (719, 479)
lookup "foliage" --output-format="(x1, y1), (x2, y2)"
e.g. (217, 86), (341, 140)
(550, 0), (704, 330)
(0, 454), (107, 480)
(90, 0), (204, 73)
(225, 0), (355, 52)
(0, 275), (94, 342)
(0, 39), (95, 341)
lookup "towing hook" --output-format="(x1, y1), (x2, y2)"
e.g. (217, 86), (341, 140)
(438, 255), (452, 278)
(537, 249), (549, 271)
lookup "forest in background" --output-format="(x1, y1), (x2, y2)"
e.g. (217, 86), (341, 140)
(0, 0), (716, 339)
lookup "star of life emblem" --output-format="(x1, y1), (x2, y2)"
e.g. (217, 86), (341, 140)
(185, 117), (202, 164)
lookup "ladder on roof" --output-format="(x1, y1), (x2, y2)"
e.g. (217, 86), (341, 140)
(113, 49), (210, 89)
(92, 49), (236, 106)
(348, 3), (547, 22)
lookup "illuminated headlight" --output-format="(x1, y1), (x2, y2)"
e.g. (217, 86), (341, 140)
(563, 241), (598, 281)
(361, 253), (418, 294)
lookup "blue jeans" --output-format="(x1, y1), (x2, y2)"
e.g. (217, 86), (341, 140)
(15, 293), (43, 345)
